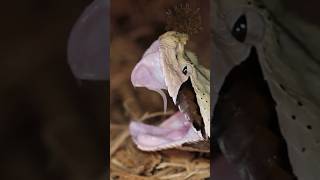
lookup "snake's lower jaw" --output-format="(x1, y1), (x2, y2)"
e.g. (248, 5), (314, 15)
(129, 111), (204, 151)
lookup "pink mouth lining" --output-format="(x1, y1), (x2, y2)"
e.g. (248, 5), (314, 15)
(129, 111), (204, 151)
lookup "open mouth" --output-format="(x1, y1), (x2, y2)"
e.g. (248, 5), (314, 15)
(129, 79), (206, 151)
(211, 46), (295, 179)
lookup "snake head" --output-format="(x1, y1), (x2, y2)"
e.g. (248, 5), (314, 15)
(129, 32), (205, 151)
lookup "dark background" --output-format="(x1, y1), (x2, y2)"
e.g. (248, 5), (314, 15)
(283, 0), (320, 26)
(0, 1), (107, 180)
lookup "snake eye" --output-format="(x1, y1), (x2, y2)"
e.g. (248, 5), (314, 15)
(232, 15), (247, 42)
(182, 64), (193, 76)
(182, 66), (188, 75)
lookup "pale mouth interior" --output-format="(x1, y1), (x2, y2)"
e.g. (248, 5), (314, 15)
(129, 96), (204, 151)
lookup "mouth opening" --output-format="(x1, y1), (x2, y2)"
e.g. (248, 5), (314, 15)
(129, 79), (206, 151)
(212, 47), (295, 179)
(177, 78), (206, 138)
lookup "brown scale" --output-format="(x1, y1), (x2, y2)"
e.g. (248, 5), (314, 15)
(176, 78), (206, 138)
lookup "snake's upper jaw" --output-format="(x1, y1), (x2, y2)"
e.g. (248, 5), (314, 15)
(131, 40), (167, 91)
(129, 39), (204, 151)
(130, 40), (170, 112)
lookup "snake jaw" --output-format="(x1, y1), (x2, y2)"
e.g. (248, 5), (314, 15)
(130, 35), (206, 151)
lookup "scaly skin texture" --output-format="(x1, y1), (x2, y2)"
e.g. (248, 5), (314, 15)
(129, 31), (210, 151)
(211, 0), (300, 179)
(159, 31), (210, 138)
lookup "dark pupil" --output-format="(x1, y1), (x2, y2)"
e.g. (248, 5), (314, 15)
(232, 15), (247, 42)
(182, 66), (188, 75)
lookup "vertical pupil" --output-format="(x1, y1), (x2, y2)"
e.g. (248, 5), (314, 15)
(232, 15), (247, 42)
(182, 66), (188, 75)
